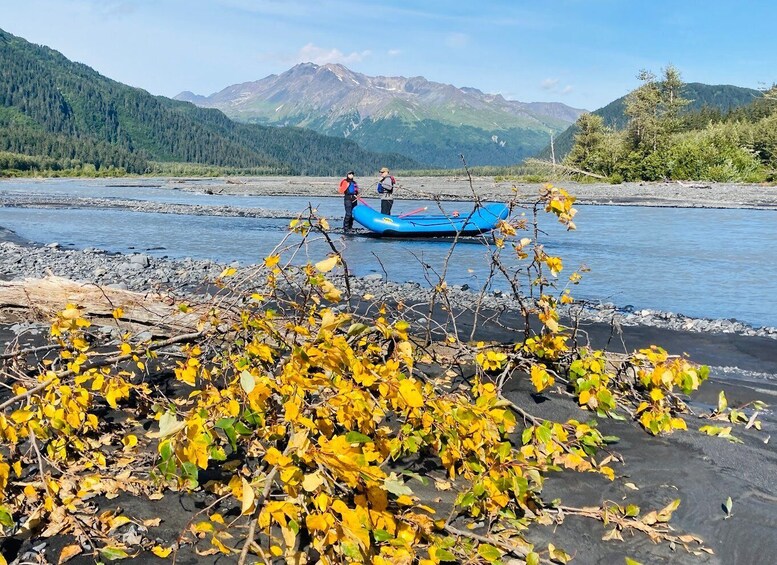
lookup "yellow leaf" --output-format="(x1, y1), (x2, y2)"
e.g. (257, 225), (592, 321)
(122, 434), (138, 451)
(58, 544), (83, 564)
(218, 266), (237, 278)
(306, 513), (330, 531)
(241, 478), (255, 515)
(302, 472), (325, 492)
(270, 546), (283, 557)
(398, 379), (424, 408)
(112, 307), (124, 319)
(315, 256), (339, 273)
(151, 546), (172, 558)
(264, 255), (280, 268)
(650, 388), (664, 402)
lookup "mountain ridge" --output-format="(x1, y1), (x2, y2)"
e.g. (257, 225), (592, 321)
(176, 63), (586, 168)
(0, 28), (418, 175)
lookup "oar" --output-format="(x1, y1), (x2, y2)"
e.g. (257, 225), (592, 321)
(398, 207), (427, 219)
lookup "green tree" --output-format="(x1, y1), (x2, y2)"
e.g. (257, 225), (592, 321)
(565, 113), (609, 174)
(624, 70), (661, 152)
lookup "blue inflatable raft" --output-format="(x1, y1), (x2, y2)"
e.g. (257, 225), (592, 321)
(352, 202), (509, 237)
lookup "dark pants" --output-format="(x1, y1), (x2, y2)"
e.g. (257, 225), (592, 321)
(343, 194), (356, 230)
(381, 199), (393, 215)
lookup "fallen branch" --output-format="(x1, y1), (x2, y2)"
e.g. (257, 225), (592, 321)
(524, 158), (608, 180)
(0, 276), (207, 335)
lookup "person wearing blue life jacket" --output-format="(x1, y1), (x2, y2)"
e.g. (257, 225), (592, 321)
(338, 171), (359, 232)
(377, 167), (396, 215)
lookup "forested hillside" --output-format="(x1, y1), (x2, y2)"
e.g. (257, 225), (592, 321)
(563, 67), (776, 182)
(539, 82), (761, 161)
(0, 29), (419, 175)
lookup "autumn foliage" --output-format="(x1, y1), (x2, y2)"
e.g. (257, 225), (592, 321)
(2, 184), (760, 564)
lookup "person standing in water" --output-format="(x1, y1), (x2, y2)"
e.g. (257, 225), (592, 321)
(339, 171), (359, 232)
(377, 167), (395, 215)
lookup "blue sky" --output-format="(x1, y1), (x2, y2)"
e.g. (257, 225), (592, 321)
(3, 0), (775, 110)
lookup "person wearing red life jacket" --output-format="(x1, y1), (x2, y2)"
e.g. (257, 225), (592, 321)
(338, 171), (359, 232)
(377, 166), (396, 215)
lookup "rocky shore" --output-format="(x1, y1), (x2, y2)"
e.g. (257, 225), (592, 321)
(1, 238), (775, 341)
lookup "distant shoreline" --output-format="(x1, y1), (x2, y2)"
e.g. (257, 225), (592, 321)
(4, 176), (777, 210)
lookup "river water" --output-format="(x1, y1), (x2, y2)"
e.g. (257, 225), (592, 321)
(1, 179), (775, 328)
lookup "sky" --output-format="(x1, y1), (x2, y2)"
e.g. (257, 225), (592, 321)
(2, 0), (775, 111)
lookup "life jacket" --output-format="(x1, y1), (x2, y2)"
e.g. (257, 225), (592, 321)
(377, 176), (396, 193)
(339, 178), (358, 195)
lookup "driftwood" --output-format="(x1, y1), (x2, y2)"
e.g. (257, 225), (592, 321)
(0, 276), (207, 336)
(523, 158), (609, 180)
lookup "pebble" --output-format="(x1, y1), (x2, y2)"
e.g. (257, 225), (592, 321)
(0, 240), (775, 340)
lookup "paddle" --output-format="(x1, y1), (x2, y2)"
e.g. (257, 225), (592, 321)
(397, 206), (427, 219)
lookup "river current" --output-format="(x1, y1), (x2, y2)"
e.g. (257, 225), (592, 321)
(1, 179), (775, 328)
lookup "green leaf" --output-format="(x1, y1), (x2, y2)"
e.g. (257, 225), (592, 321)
(436, 548), (457, 562)
(625, 558), (644, 565)
(148, 412), (186, 439)
(477, 543), (502, 561)
(536, 424), (553, 445)
(215, 418), (235, 430)
(0, 505), (14, 527)
(723, 496), (733, 518)
(347, 323), (370, 336)
(717, 390), (728, 412)
(159, 440), (173, 460)
(234, 421), (253, 435)
(373, 529), (393, 542)
(383, 473), (413, 497)
(526, 552), (540, 565)
(458, 492), (476, 508)
(345, 431), (372, 444)
(100, 547), (130, 561)
(240, 370), (256, 394)
(401, 469), (429, 486)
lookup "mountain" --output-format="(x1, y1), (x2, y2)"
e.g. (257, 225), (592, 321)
(0, 28), (418, 175)
(175, 63), (586, 168)
(538, 83), (762, 161)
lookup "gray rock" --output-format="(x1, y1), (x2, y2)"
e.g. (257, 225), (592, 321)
(129, 254), (151, 268)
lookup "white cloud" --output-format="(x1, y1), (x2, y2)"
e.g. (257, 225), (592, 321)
(445, 32), (470, 48)
(561, 85), (574, 94)
(387, 49), (401, 57)
(540, 78), (559, 90)
(294, 43), (371, 65)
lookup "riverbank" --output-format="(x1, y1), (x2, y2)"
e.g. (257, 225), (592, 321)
(1, 241), (776, 564)
(4, 176), (777, 210)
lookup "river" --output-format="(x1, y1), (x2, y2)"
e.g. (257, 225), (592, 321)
(1, 179), (775, 328)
